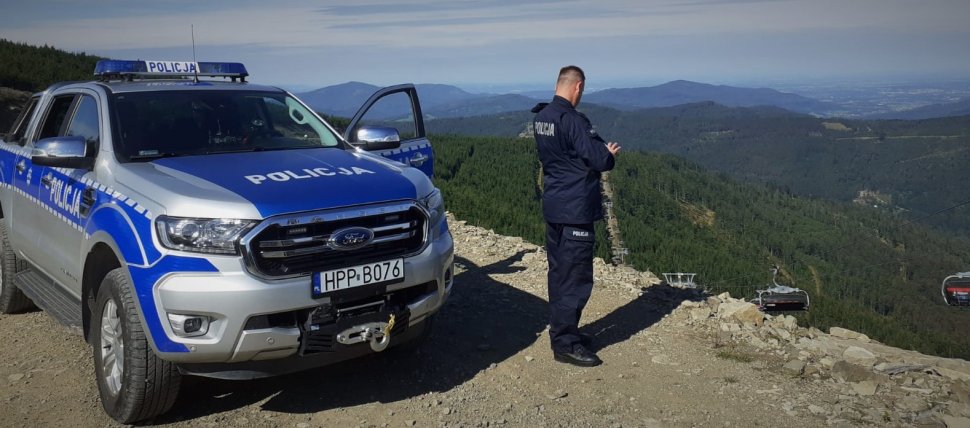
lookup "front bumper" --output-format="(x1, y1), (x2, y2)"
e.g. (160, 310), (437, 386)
(149, 229), (453, 368)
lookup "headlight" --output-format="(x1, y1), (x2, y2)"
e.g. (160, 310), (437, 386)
(156, 216), (256, 255)
(420, 188), (445, 228)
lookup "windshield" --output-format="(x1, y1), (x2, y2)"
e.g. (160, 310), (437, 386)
(111, 90), (341, 161)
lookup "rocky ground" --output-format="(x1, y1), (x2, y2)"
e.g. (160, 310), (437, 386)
(2, 214), (970, 427)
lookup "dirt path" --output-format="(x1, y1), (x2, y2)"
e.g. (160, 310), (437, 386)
(0, 215), (963, 427)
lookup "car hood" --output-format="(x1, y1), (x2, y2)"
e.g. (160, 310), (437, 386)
(117, 148), (425, 219)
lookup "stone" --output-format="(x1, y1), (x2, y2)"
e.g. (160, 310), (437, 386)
(851, 380), (877, 396)
(937, 366), (970, 382)
(716, 301), (764, 327)
(783, 360), (806, 376)
(781, 315), (798, 331)
(952, 380), (970, 404)
(808, 404), (827, 415)
(524, 355), (535, 362)
(771, 327), (792, 341)
(894, 395), (929, 413)
(829, 327), (870, 343)
(689, 308), (711, 321)
(842, 346), (877, 367)
(820, 357), (836, 369)
(546, 390), (567, 400)
(7, 373), (24, 382)
(943, 416), (970, 428)
(803, 364), (820, 377)
(831, 361), (874, 383)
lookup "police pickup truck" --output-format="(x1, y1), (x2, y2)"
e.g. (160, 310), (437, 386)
(0, 60), (453, 423)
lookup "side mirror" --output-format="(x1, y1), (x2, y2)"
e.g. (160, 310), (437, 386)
(353, 126), (401, 151)
(31, 136), (95, 169)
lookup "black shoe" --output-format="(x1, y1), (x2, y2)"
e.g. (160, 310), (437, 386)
(553, 345), (603, 367)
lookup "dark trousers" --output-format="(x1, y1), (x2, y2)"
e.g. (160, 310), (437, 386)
(546, 222), (595, 353)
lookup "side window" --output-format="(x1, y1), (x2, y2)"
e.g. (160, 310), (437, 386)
(65, 95), (100, 146)
(6, 97), (39, 146)
(354, 92), (418, 141)
(37, 95), (77, 141)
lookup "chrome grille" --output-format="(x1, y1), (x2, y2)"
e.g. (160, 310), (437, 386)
(242, 202), (427, 278)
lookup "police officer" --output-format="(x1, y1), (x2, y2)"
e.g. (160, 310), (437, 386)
(532, 65), (620, 367)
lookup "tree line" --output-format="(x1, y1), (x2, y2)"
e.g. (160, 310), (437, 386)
(0, 39), (103, 92)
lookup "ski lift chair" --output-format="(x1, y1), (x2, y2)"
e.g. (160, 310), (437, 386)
(942, 272), (970, 307)
(750, 266), (810, 312)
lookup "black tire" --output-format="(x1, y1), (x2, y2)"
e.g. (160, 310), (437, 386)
(92, 268), (181, 423)
(0, 222), (33, 314)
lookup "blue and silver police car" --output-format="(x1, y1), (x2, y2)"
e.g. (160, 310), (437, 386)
(0, 60), (453, 423)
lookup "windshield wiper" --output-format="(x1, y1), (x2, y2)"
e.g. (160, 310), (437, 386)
(129, 152), (190, 160)
(201, 145), (323, 155)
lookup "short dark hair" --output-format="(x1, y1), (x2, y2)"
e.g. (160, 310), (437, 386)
(558, 65), (585, 84)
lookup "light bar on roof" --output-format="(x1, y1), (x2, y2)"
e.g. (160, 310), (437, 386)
(94, 59), (249, 80)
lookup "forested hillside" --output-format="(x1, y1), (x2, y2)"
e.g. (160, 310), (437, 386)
(426, 103), (970, 238)
(432, 134), (970, 360)
(0, 39), (102, 92)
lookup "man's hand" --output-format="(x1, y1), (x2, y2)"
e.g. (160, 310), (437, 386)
(606, 142), (621, 156)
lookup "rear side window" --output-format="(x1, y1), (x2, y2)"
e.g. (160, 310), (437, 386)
(6, 97), (39, 146)
(66, 95), (100, 146)
(37, 95), (76, 141)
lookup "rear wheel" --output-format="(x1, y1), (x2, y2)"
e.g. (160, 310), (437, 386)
(0, 222), (33, 314)
(92, 268), (181, 423)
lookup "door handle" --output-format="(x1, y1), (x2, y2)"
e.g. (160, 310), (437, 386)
(41, 174), (53, 188)
(15, 160), (25, 173)
(79, 187), (96, 218)
(408, 152), (429, 167)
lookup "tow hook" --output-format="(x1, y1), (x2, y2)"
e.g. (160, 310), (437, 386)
(335, 314), (396, 352)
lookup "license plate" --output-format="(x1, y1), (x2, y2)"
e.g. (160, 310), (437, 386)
(312, 259), (404, 296)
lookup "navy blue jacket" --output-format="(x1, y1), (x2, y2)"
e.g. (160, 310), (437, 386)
(533, 96), (615, 224)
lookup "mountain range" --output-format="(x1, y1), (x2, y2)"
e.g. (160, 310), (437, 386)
(298, 80), (840, 119)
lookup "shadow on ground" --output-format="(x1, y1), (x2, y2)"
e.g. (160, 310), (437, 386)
(155, 253), (702, 423)
(583, 283), (705, 352)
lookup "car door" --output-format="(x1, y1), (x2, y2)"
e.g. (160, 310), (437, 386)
(343, 84), (434, 178)
(18, 90), (96, 293)
(10, 93), (77, 263)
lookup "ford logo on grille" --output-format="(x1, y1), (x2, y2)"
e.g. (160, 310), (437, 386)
(328, 227), (375, 251)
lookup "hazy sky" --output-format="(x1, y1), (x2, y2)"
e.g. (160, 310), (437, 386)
(2, 0), (968, 91)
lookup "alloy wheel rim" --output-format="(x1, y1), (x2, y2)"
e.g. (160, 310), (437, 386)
(99, 299), (124, 397)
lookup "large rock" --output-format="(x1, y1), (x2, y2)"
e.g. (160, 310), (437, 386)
(893, 394), (929, 413)
(851, 380), (877, 396)
(716, 301), (764, 327)
(830, 327), (871, 343)
(831, 361), (877, 383)
(953, 380), (970, 404)
(783, 360), (805, 376)
(843, 346), (878, 367)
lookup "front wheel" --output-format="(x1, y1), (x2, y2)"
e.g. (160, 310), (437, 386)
(92, 268), (181, 423)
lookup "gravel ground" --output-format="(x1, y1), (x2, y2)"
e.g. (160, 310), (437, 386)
(0, 217), (916, 427)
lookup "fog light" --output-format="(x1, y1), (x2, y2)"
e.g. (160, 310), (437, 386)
(168, 313), (210, 337)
